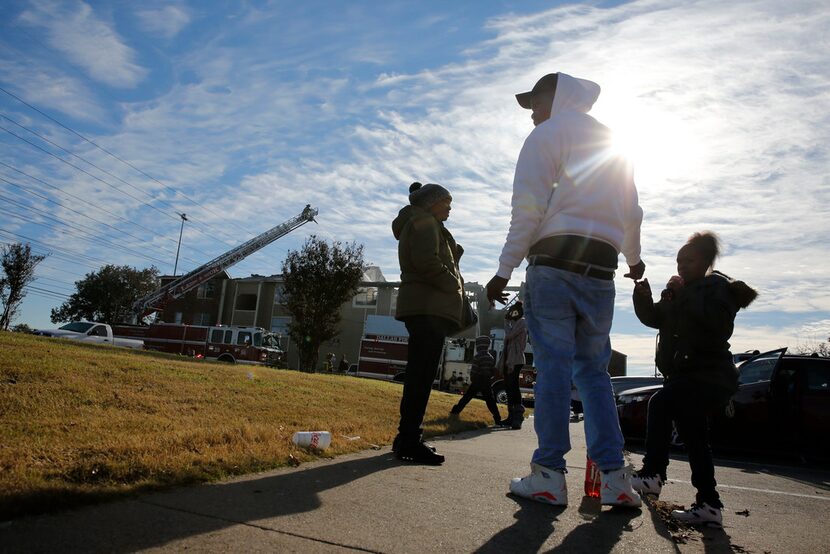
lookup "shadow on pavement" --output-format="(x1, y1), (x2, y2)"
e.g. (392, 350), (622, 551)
(474, 495), (565, 553)
(2, 452), (394, 553)
(547, 496), (641, 553)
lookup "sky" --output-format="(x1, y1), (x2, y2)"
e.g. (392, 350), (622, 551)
(1, 0), (828, 375)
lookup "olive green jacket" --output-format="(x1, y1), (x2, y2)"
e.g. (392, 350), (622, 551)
(392, 205), (464, 328)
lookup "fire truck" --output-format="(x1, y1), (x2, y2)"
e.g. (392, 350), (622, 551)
(354, 314), (536, 404)
(112, 323), (282, 365)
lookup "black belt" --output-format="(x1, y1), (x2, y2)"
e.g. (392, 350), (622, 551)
(527, 255), (615, 280)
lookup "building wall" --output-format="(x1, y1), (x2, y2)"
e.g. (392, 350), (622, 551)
(158, 273), (628, 374)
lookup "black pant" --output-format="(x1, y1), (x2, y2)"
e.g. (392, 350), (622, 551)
(506, 364), (523, 407)
(642, 378), (731, 508)
(454, 374), (501, 422)
(398, 315), (453, 443)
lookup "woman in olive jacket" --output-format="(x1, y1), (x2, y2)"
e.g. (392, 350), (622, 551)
(391, 181), (464, 465)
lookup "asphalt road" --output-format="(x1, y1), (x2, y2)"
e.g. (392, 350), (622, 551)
(2, 416), (828, 553)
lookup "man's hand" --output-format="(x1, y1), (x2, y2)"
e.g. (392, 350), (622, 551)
(633, 278), (652, 299)
(486, 275), (509, 306)
(624, 260), (646, 280)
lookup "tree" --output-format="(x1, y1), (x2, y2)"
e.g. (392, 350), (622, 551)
(10, 323), (34, 333)
(793, 338), (830, 358)
(280, 235), (365, 371)
(50, 264), (160, 324)
(0, 243), (47, 330)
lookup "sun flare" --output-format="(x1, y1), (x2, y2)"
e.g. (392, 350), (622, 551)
(597, 97), (703, 188)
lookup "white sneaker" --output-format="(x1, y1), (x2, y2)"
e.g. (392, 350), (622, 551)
(600, 466), (642, 507)
(671, 502), (723, 527)
(509, 463), (568, 506)
(631, 473), (664, 497)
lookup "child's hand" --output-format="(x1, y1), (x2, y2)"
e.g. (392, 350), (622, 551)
(633, 278), (651, 298)
(666, 275), (684, 291)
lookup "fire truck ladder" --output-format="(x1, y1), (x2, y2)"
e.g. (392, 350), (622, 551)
(133, 204), (318, 319)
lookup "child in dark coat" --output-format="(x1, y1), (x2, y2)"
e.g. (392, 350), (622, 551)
(450, 336), (502, 425)
(631, 231), (757, 527)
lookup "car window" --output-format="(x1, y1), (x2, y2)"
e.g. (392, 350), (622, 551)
(738, 353), (783, 385)
(253, 332), (262, 347)
(237, 331), (252, 346)
(59, 322), (94, 333)
(89, 325), (108, 337)
(210, 329), (224, 343)
(805, 363), (830, 392)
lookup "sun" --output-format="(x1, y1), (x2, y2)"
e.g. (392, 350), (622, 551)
(596, 97), (703, 189)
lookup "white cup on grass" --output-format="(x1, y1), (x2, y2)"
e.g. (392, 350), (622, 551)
(292, 431), (331, 450)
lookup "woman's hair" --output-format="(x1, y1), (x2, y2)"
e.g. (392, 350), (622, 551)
(686, 231), (720, 268)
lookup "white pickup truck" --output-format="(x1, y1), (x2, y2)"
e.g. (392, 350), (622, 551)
(34, 321), (144, 349)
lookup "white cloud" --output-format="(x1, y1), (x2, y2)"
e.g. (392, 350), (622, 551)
(134, 5), (191, 39)
(18, 0), (147, 88)
(6, 0), (830, 353)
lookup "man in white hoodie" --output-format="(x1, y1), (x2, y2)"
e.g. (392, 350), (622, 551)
(486, 72), (645, 508)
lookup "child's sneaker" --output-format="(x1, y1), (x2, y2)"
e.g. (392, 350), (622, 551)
(600, 466), (642, 507)
(509, 463), (568, 506)
(631, 472), (664, 497)
(671, 502), (723, 527)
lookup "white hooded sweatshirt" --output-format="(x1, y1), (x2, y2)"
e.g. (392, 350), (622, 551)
(496, 73), (643, 280)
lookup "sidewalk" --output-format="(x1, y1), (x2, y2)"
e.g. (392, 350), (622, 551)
(2, 416), (826, 552)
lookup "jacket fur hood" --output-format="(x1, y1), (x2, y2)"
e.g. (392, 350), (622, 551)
(710, 270), (758, 310)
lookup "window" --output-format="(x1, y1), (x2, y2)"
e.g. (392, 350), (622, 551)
(270, 316), (291, 335)
(274, 287), (287, 305)
(174, 312), (183, 324)
(210, 329), (224, 343)
(253, 332), (263, 347)
(59, 322), (94, 333)
(195, 312), (213, 326)
(197, 281), (216, 299)
(805, 364), (830, 392)
(89, 325), (108, 337)
(235, 293), (258, 311)
(353, 286), (378, 307)
(738, 357), (778, 385)
(237, 331), (252, 346)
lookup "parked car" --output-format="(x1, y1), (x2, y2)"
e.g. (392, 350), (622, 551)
(34, 321), (144, 349)
(616, 348), (830, 460)
(571, 375), (665, 416)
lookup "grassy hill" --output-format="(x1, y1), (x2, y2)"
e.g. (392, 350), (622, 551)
(0, 331), (498, 520)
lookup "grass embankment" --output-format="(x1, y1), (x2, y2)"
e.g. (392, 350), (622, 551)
(0, 332), (499, 520)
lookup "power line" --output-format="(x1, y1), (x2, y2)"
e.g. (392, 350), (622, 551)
(2, 206), (173, 267)
(0, 174), (205, 267)
(0, 160), (197, 250)
(0, 112), (247, 245)
(0, 86), (255, 237)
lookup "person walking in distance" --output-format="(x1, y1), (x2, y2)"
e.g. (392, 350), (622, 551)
(487, 72), (645, 507)
(631, 232), (757, 527)
(502, 302), (528, 429)
(392, 181), (465, 465)
(450, 335), (503, 426)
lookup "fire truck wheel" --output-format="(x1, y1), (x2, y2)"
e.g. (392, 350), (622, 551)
(217, 354), (236, 364)
(492, 386), (508, 405)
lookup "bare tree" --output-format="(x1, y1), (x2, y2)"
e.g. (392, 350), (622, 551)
(0, 243), (47, 330)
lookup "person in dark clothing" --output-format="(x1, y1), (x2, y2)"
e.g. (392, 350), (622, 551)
(450, 336), (503, 425)
(391, 181), (466, 465)
(631, 231), (757, 527)
(501, 302), (528, 429)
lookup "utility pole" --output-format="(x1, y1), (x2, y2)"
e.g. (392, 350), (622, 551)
(173, 213), (188, 276)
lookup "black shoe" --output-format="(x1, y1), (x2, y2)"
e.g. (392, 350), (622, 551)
(395, 441), (445, 465)
(509, 413), (523, 430)
(393, 435), (436, 454)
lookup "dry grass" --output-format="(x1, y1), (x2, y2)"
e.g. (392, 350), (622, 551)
(0, 331), (500, 520)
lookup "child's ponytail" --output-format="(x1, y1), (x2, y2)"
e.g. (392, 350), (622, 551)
(686, 231), (720, 269)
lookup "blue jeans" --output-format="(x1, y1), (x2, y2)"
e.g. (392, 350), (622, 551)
(524, 265), (624, 471)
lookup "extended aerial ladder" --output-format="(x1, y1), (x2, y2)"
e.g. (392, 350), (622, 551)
(132, 204), (318, 320)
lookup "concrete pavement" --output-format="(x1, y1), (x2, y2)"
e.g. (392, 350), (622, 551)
(2, 416), (829, 553)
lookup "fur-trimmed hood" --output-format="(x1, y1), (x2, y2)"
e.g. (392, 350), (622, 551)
(710, 270), (758, 309)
